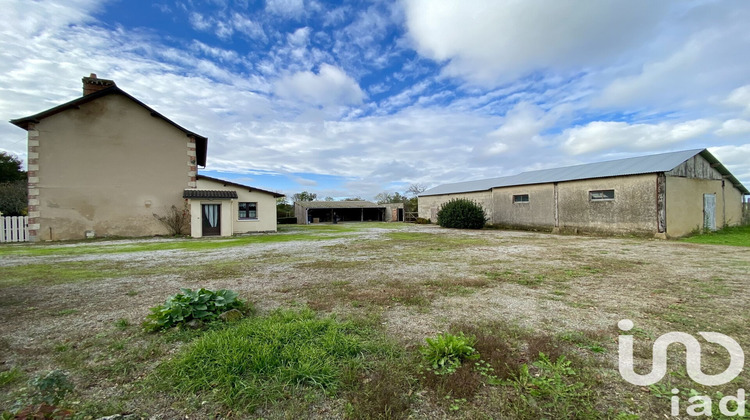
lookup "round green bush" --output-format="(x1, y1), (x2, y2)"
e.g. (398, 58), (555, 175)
(436, 198), (486, 229)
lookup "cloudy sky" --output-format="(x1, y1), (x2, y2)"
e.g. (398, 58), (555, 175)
(2, 0), (749, 200)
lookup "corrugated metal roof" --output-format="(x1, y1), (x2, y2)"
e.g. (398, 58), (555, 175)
(421, 149), (749, 196)
(295, 200), (383, 209)
(183, 190), (238, 199)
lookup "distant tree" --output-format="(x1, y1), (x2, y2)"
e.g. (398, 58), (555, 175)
(0, 152), (26, 182)
(277, 196), (293, 218)
(0, 152), (27, 216)
(324, 196), (335, 201)
(405, 183), (427, 197)
(374, 192), (392, 204)
(376, 191), (417, 211)
(292, 191), (317, 202)
(342, 197), (364, 201)
(0, 181), (27, 216)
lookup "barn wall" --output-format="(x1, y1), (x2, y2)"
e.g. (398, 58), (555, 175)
(418, 191), (492, 223)
(665, 177), (744, 237)
(557, 174), (658, 235)
(490, 184), (555, 227)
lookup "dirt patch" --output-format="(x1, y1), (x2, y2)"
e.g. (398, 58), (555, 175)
(1, 223), (749, 418)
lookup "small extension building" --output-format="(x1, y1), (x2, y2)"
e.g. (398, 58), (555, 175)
(294, 200), (404, 224)
(185, 175), (284, 237)
(419, 149), (749, 238)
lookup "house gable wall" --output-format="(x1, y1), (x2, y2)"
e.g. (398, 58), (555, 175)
(33, 94), (192, 240)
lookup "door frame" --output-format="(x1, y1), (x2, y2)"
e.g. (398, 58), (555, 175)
(703, 193), (716, 231)
(202, 203), (222, 236)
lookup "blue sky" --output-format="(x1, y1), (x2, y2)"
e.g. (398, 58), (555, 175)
(2, 0), (750, 200)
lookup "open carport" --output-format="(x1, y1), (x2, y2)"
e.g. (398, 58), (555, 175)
(294, 200), (403, 224)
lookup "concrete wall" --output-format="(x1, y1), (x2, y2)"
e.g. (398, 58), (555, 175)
(665, 177), (744, 237)
(418, 191), (492, 223)
(557, 174), (658, 235)
(193, 178), (278, 235)
(31, 94), (193, 240)
(490, 184), (555, 227)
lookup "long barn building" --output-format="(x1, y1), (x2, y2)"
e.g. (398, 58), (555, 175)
(418, 149), (749, 238)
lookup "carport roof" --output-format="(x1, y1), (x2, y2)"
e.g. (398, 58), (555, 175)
(295, 200), (383, 209)
(421, 149), (749, 196)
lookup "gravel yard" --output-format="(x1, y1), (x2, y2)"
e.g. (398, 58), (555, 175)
(1, 223), (749, 418)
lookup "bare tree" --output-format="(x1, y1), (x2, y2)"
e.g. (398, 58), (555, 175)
(406, 183), (427, 196)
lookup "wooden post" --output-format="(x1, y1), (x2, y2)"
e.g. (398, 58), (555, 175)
(657, 174), (666, 233)
(553, 183), (559, 228)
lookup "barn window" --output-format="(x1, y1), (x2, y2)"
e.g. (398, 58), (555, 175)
(513, 194), (530, 203)
(589, 190), (615, 201)
(238, 202), (257, 219)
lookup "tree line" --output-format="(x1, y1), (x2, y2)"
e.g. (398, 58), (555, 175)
(278, 184), (427, 217)
(0, 152), (27, 217)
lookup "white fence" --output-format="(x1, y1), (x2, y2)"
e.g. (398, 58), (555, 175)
(1, 216), (29, 243)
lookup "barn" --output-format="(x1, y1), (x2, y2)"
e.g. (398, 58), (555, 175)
(419, 149), (749, 238)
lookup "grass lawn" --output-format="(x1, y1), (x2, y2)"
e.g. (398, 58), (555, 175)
(1, 223), (749, 419)
(680, 224), (750, 247)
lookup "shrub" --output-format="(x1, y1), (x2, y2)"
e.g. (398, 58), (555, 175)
(420, 332), (479, 375)
(277, 216), (297, 224)
(144, 288), (248, 331)
(153, 204), (190, 236)
(436, 199), (486, 229)
(415, 217), (431, 224)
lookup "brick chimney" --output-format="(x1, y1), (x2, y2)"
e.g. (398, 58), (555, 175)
(82, 73), (115, 96)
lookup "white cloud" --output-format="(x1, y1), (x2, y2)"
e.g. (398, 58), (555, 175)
(265, 0), (305, 18)
(287, 27), (310, 46)
(708, 144), (750, 183)
(725, 85), (750, 115)
(403, 0), (670, 85)
(716, 119), (750, 137)
(561, 119), (714, 155)
(596, 4), (750, 109)
(274, 64), (364, 106)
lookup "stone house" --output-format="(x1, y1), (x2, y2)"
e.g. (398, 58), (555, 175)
(10, 74), (281, 240)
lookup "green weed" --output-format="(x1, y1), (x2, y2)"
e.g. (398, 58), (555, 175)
(155, 308), (386, 414)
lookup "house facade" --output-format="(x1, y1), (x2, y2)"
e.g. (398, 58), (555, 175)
(419, 149), (749, 238)
(10, 75), (281, 241)
(186, 175), (282, 237)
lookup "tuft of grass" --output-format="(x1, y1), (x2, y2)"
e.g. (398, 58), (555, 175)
(0, 368), (23, 388)
(154, 308), (388, 414)
(681, 225), (750, 247)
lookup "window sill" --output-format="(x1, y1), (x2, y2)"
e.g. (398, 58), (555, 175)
(238, 218), (259, 221)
